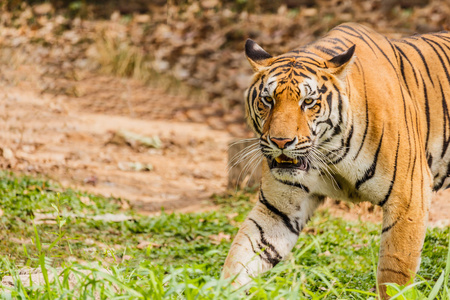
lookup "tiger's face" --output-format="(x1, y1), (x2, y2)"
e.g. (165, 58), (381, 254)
(244, 40), (355, 182)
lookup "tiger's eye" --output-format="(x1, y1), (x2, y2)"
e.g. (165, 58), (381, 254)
(261, 96), (273, 107)
(304, 98), (314, 105)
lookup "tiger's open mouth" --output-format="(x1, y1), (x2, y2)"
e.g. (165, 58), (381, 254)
(269, 154), (309, 171)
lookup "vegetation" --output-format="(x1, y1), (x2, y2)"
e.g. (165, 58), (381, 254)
(0, 172), (448, 299)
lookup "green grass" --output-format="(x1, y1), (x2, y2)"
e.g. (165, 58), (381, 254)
(0, 172), (449, 299)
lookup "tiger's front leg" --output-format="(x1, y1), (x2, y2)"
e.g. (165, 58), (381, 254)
(376, 178), (432, 299)
(222, 173), (323, 285)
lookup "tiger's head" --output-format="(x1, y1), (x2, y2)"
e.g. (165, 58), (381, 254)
(244, 39), (356, 181)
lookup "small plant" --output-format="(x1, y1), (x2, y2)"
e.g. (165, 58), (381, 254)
(92, 31), (148, 80)
(89, 29), (206, 100)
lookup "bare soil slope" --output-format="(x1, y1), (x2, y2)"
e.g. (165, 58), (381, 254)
(0, 84), (230, 214)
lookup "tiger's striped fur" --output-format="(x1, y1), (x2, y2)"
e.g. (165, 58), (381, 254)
(223, 22), (450, 298)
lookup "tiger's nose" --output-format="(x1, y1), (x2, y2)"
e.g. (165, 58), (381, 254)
(270, 137), (295, 149)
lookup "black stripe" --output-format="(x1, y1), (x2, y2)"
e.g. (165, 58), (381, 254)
(354, 61), (369, 160)
(301, 56), (322, 65)
(406, 109), (417, 211)
(336, 87), (343, 127)
(269, 71), (288, 78)
(274, 86), (288, 97)
(329, 124), (354, 165)
(259, 190), (299, 235)
(318, 92), (335, 142)
(399, 40), (434, 87)
(294, 219), (300, 232)
(330, 37), (349, 47)
(420, 74), (431, 151)
(398, 75), (412, 178)
(379, 268), (410, 278)
(420, 38), (450, 155)
(422, 37), (450, 81)
(379, 133), (401, 207)
(333, 27), (378, 57)
(325, 89), (343, 140)
(434, 162), (450, 190)
(381, 219), (398, 234)
(394, 45), (419, 86)
(423, 39), (450, 80)
(270, 62), (294, 70)
(244, 233), (258, 257)
(272, 57), (295, 64)
(249, 218), (282, 267)
(293, 70), (312, 79)
(316, 118), (333, 129)
(438, 41), (450, 62)
(432, 33), (450, 43)
(353, 26), (397, 71)
(303, 65), (317, 74)
(318, 84), (328, 94)
(322, 37), (344, 45)
(314, 45), (338, 56)
(248, 87), (262, 134)
(439, 81), (450, 158)
(355, 127), (384, 189)
(396, 46), (408, 90)
(256, 241), (280, 266)
(274, 178), (310, 193)
(427, 153), (433, 169)
(326, 91), (333, 108)
(379, 254), (406, 263)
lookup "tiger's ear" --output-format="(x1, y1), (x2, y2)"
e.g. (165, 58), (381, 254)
(326, 44), (356, 80)
(245, 39), (273, 72)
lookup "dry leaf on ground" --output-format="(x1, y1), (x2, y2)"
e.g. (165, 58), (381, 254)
(209, 232), (231, 245)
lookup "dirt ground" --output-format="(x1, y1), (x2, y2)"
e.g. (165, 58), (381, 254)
(0, 60), (448, 227)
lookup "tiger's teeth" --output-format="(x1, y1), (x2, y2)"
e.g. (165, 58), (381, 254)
(275, 157), (299, 164)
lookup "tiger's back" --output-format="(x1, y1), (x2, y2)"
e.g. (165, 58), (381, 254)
(303, 23), (450, 200)
(393, 32), (450, 190)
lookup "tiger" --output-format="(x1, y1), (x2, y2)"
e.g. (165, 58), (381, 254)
(222, 22), (450, 298)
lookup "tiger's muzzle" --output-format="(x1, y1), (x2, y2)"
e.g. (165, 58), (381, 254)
(264, 136), (312, 171)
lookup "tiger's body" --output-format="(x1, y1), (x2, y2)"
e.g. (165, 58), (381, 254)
(222, 23), (450, 298)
